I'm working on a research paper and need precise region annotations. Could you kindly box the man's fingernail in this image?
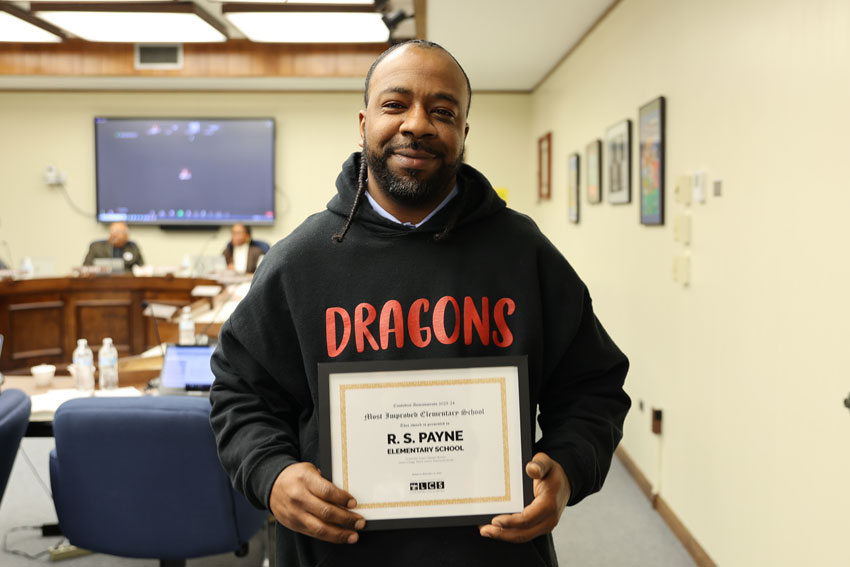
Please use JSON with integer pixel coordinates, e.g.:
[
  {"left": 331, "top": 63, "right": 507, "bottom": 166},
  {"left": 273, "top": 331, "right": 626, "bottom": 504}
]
[
  {"left": 347, "top": 533, "right": 358, "bottom": 544},
  {"left": 347, "top": 499, "right": 357, "bottom": 508},
  {"left": 355, "top": 519, "right": 366, "bottom": 530},
  {"left": 481, "top": 529, "right": 491, "bottom": 538}
]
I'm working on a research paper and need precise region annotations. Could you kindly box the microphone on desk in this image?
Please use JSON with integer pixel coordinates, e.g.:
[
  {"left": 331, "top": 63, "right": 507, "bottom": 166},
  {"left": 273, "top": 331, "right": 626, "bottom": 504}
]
[{"left": 140, "top": 301, "right": 167, "bottom": 358}]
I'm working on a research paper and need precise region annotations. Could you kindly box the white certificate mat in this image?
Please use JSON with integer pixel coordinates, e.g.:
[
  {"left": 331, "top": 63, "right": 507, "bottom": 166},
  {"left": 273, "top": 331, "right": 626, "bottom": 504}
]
[{"left": 318, "top": 356, "right": 531, "bottom": 530}]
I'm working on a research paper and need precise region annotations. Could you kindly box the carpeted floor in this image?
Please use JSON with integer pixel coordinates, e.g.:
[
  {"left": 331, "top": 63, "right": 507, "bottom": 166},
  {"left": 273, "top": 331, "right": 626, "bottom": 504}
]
[{"left": 1, "top": 438, "right": 693, "bottom": 566}]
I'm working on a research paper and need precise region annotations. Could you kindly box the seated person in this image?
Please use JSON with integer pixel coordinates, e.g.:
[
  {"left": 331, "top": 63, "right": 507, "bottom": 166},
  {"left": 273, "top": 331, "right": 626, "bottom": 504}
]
[
  {"left": 222, "top": 223, "right": 264, "bottom": 274},
  {"left": 83, "top": 221, "right": 144, "bottom": 271}
]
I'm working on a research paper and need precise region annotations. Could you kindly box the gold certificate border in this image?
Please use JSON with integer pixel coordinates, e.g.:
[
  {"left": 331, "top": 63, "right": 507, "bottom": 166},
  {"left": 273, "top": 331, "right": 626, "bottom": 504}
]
[{"left": 338, "top": 377, "right": 510, "bottom": 509}]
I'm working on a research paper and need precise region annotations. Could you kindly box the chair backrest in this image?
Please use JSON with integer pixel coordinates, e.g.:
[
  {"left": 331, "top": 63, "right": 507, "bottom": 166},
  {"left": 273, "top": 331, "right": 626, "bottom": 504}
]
[
  {"left": 49, "top": 396, "right": 265, "bottom": 561},
  {"left": 251, "top": 239, "right": 270, "bottom": 254},
  {"left": 0, "top": 389, "right": 31, "bottom": 508}
]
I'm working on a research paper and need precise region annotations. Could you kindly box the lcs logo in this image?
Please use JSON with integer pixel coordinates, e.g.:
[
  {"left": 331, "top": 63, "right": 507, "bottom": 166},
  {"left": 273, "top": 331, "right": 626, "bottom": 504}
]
[{"left": 409, "top": 481, "right": 445, "bottom": 491}]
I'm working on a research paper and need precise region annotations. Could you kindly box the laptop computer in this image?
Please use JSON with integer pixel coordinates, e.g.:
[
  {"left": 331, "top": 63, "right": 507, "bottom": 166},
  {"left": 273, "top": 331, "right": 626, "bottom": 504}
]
[
  {"left": 93, "top": 257, "right": 125, "bottom": 273},
  {"left": 158, "top": 344, "right": 217, "bottom": 394}
]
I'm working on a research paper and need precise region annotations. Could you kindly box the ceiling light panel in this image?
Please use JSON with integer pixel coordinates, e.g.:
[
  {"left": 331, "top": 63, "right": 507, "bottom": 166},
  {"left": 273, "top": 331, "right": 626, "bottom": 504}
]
[
  {"left": 0, "top": 11, "right": 63, "bottom": 42},
  {"left": 225, "top": 12, "right": 388, "bottom": 43},
  {"left": 221, "top": 1, "right": 375, "bottom": 4},
  {"left": 31, "top": 2, "right": 227, "bottom": 43}
]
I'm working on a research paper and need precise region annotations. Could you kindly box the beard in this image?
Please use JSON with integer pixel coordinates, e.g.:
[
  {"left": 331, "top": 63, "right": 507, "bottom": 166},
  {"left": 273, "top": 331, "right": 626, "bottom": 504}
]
[{"left": 364, "top": 137, "right": 464, "bottom": 207}]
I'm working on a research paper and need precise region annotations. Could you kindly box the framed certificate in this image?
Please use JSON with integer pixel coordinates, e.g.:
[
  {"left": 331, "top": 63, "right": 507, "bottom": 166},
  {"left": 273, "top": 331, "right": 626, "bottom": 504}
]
[{"left": 318, "top": 356, "right": 532, "bottom": 530}]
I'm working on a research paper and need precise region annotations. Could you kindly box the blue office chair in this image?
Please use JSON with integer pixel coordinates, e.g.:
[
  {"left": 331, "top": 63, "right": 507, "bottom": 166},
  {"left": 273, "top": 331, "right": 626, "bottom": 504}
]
[
  {"left": 49, "top": 396, "right": 267, "bottom": 567},
  {"left": 0, "top": 389, "right": 31, "bottom": 509},
  {"left": 251, "top": 239, "right": 271, "bottom": 254}
]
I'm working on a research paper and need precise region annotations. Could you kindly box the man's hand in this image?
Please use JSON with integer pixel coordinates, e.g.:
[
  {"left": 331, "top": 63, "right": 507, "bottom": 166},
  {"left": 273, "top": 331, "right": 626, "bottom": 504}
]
[
  {"left": 269, "top": 462, "right": 365, "bottom": 544},
  {"left": 479, "top": 452, "right": 571, "bottom": 543}
]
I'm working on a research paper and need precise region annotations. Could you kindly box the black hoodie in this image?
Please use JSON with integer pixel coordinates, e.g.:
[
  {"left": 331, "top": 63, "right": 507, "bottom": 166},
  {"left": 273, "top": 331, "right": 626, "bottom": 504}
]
[{"left": 210, "top": 153, "right": 630, "bottom": 567}]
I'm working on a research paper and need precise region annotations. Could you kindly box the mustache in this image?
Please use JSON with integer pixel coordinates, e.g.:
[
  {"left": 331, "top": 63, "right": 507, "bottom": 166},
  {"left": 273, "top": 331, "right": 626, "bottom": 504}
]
[{"left": 383, "top": 141, "right": 444, "bottom": 158}]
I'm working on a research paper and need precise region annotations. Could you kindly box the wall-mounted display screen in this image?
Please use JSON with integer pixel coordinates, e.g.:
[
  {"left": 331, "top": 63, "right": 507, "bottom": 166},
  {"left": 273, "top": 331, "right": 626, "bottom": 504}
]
[{"left": 95, "top": 117, "right": 275, "bottom": 226}]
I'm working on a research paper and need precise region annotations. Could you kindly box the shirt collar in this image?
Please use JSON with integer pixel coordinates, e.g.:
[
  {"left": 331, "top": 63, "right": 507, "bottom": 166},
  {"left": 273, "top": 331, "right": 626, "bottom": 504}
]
[{"left": 365, "top": 183, "right": 459, "bottom": 228}]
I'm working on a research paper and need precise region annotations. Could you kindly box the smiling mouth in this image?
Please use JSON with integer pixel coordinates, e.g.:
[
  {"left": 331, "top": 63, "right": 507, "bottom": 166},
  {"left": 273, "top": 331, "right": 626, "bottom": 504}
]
[{"left": 391, "top": 148, "right": 438, "bottom": 170}]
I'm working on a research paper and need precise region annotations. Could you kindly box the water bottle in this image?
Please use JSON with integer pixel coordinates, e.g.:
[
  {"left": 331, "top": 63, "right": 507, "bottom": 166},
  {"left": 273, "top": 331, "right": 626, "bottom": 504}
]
[
  {"left": 72, "top": 338, "right": 95, "bottom": 394},
  {"left": 98, "top": 337, "right": 119, "bottom": 390},
  {"left": 178, "top": 306, "right": 195, "bottom": 345}
]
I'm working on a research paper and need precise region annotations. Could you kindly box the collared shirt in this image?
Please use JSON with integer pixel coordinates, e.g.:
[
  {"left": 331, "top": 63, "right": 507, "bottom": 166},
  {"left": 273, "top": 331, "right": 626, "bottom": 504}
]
[
  {"left": 365, "top": 183, "right": 459, "bottom": 228},
  {"left": 232, "top": 242, "right": 249, "bottom": 273}
]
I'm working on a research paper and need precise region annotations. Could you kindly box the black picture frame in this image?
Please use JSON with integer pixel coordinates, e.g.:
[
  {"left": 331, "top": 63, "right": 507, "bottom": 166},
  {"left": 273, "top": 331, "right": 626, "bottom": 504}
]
[
  {"left": 639, "top": 96, "right": 665, "bottom": 225},
  {"left": 568, "top": 153, "right": 580, "bottom": 223},
  {"left": 586, "top": 139, "right": 602, "bottom": 204},
  {"left": 538, "top": 132, "right": 552, "bottom": 201},
  {"left": 605, "top": 119, "right": 632, "bottom": 204},
  {"left": 318, "top": 356, "right": 532, "bottom": 531}
]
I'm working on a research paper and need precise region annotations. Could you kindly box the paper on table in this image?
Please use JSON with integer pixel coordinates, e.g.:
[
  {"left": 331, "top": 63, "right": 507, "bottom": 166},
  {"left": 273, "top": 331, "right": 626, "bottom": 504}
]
[
  {"left": 30, "top": 387, "right": 144, "bottom": 420},
  {"left": 30, "top": 389, "right": 89, "bottom": 421},
  {"left": 191, "top": 285, "right": 223, "bottom": 297},
  {"left": 142, "top": 303, "right": 178, "bottom": 319},
  {"left": 95, "top": 387, "right": 144, "bottom": 398}
]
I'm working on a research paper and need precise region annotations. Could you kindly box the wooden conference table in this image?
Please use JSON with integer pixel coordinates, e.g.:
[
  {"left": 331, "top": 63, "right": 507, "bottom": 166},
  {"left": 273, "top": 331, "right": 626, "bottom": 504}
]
[{"left": 0, "top": 274, "right": 218, "bottom": 373}]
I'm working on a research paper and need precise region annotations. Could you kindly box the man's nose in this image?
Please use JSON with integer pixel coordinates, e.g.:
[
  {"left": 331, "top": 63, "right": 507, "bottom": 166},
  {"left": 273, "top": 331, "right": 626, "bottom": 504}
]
[{"left": 400, "top": 105, "right": 436, "bottom": 138}]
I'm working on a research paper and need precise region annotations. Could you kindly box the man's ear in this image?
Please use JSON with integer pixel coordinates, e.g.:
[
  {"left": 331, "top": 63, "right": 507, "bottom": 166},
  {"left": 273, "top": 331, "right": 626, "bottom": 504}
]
[
  {"left": 464, "top": 122, "right": 470, "bottom": 141},
  {"left": 358, "top": 110, "right": 366, "bottom": 148}
]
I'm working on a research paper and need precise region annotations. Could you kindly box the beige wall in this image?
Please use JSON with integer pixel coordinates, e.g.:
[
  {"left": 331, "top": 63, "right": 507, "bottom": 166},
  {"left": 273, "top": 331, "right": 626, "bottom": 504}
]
[
  {"left": 0, "top": 91, "right": 530, "bottom": 274},
  {"left": 527, "top": 0, "right": 850, "bottom": 565},
  {"left": 3, "top": 1, "right": 848, "bottom": 564}
]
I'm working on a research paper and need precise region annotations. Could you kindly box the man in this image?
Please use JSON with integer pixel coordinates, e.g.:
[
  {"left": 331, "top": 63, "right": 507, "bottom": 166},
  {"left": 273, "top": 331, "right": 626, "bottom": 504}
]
[
  {"left": 83, "top": 221, "right": 144, "bottom": 271},
  {"left": 222, "top": 223, "right": 264, "bottom": 274},
  {"left": 210, "top": 40, "right": 629, "bottom": 567}
]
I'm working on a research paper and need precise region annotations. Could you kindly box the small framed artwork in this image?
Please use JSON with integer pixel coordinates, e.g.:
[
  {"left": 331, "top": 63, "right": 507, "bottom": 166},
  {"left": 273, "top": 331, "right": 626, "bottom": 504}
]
[
  {"left": 537, "top": 132, "right": 552, "bottom": 200},
  {"left": 568, "top": 153, "right": 580, "bottom": 223},
  {"left": 586, "top": 140, "right": 602, "bottom": 204},
  {"left": 605, "top": 120, "right": 631, "bottom": 204},
  {"left": 639, "top": 96, "right": 665, "bottom": 225}
]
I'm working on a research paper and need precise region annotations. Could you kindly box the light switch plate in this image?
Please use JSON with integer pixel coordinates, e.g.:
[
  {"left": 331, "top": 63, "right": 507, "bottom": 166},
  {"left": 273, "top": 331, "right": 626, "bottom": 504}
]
[
  {"left": 693, "top": 171, "right": 706, "bottom": 203},
  {"left": 675, "top": 214, "right": 692, "bottom": 245},
  {"left": 675, "top": 175, "right": 692, "bottom": 205}
]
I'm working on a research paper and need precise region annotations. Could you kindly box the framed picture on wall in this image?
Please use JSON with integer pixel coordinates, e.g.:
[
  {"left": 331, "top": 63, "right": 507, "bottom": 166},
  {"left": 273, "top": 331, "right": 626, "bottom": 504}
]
[
  {"left": 568, "top": 153, "right": 580, "bottom": 223},
  {"left": 605, "top": 120, "right": 631, "bottom": 204},
  {"left": 537, "top": 132, "right": 552, "bottom": 200},
  {"left": 585, "top": 139, "right": 602, "bottom": 204},
  {"left": 639, "top": 96, "right": 665, "bottom": 225}
]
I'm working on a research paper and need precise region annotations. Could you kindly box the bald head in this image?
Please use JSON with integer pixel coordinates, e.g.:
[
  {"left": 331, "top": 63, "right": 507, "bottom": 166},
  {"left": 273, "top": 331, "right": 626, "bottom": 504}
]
[
  {"left": 108, "top": 222, "right": 129, "bottom": 248},
  {"left": 364, "top": 40, "right": 472, "bottom": 118}
]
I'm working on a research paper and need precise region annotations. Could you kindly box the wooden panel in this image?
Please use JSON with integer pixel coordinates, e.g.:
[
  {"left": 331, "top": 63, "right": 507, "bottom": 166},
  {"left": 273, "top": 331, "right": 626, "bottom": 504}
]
[
  {"left": 0, "top": 40, "right": 384, "bottom": 78},
  {"left": 8, "top": 299, "right": 64, "bottom": 363},
  {"left": 75, "top": 299, "right": 133, "bottom": 354}
]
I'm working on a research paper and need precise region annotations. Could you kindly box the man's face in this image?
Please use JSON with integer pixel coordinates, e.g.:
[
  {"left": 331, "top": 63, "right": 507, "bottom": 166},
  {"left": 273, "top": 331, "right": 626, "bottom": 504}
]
[
  {"left": 108, "top": 223, "right": 129, "bottom": 247},
  {"left": 359, "top": 46, "right": 470, "bottom": 207},
  {"left": 231, "top": 224, "right": 249, "bottom": 246}
]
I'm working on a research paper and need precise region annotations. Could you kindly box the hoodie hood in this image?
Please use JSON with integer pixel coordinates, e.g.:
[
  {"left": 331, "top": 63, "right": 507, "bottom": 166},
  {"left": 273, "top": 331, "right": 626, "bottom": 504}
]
[{"left": 326, "top": 152, "right": 507, "bottom": 238}]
